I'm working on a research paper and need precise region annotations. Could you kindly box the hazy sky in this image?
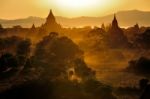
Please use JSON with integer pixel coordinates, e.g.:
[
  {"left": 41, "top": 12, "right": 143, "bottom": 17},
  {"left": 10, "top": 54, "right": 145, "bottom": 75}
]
[{"left": 1, "top": 0, "right": 150, "bottom": 19}]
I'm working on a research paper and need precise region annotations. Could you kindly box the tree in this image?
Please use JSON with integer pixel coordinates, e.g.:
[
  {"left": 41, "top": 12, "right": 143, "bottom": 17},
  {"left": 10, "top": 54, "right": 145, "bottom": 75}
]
[
  {"left": 16, "top": 39, "right": 31, "bottom": 57},
  {"left": 0, "top": 53, "right": 18, "bottom": 72},
  {"left": 139, "top": 79, "right": 149, "bottom": 91},
  {"left": 74, "top": 58, "right": 96, "bottom": 81},
  {"left": 140, "top": 84, "right": 150, "bottom": 99},
  {"left": 83, "top": 79, "right": 116, "bottom": 99},
  {"left": 126, "top": 57, "right": 150, "bottom": 77},
  {"left": 0, "top": 24, "right": 3, "bottom": 29},
  {"left": 33, "top": 32, "right": 83, "bottom": 80},
  {"left": 135, "top": 29, "right": 150, "bottom": 49},
  {"left": 0, "top": 24, "right": 4, "bottom": 32}
]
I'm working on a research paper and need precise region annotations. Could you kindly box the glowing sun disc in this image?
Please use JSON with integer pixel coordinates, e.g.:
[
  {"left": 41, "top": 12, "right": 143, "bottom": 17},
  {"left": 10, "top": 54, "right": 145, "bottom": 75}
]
[{"left": 54, "top": 0, "right": 101, "bottom": 9}]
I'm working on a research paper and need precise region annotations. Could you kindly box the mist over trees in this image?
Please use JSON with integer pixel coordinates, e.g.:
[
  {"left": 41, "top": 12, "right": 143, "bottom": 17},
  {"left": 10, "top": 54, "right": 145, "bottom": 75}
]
[
  {"left": 0, "top": 10, "right": 150, "bottom": 99},
  {"left": 0, "top": 32, "right": 117, "bottom": 99}
]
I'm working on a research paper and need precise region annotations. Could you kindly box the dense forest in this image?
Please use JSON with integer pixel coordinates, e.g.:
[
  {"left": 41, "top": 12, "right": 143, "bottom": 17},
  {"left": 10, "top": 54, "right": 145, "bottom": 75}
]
[{"left": 0, "top": 10, "right": 150, "bottom": 99}]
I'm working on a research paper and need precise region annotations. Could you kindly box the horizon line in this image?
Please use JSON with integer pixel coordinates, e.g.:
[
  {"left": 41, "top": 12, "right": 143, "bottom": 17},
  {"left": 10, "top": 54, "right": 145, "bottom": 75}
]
[{"left": 0, "top": 9, "right": 150, "bottom": 20}]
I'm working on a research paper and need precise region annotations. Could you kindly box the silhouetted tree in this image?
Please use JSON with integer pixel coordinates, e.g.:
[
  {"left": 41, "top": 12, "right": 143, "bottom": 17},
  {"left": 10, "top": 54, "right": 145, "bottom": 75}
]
[
  {"left": 0, "top": 24, "right": 4, "bottom": 33},
  {"left": 23, "top": 58, "right": 33, "bottom": 72},
  {"left": 0, "top": 53, "right": 18, "bottom": 72},
  {"left": 16, "top": 39, "right": 31, "bottom": 57},
  {"left": 74, "top": 58, "right": 96, "bottom": 81},
  {"left": 0, "top": 36, "right": 23, "bottom": 54},
  {"left": 126, "top": 57, "right": 150, "bottom": 75},
  {"left": 135, "top": 29, "right": 150, "bottom": 49},
  {"left": 140, "top": 84, "right": 150, "bottom": 99},
  {"left": 16, "top": 39, "right": 31, "bottom": 66},
  {"left": 83, "top": 79, "right": 116, "bottom": 99},
  {"left": 139, "top": 79, "right": 149, "bottom": 91},
  {"left": 0, "top": 24, "right": 3, "bottom": 29},
  {"left": 34, "top": 32, "right": 83, "bottom": 80},
  {"left": 0, "top": 80, "right": 54, "bottom": 99}
]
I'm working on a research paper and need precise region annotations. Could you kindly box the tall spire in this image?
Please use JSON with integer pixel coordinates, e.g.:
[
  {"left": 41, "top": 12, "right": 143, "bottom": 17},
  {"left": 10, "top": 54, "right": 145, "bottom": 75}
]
[
  {"left": 101, "top": 23, "right": 105, "bottom": 30},
  {"left": 135, "top": 23, "right": 139, "bottom": 28},
  {"left": 49, "top": 9, "right": 53, "bottom": 17},
  {"left": 31, "top": 24, "right": 35, "bottom": 29},
  {"left": 113, "top": 14, "right": 117, "bottom": 21},
  {"left": 46, "top": 9, "right": 56, "bottom": 23},
  {"left": 112, "top": 14, "right": 119, "bottom": 28},
  {"left": 0, "top": 24, "right": 3, "bottom": 29}
]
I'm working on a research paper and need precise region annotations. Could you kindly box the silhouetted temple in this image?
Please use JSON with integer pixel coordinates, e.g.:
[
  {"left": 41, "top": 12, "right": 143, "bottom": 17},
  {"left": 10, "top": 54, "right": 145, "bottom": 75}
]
[
  {"left": 29, "top": 24, "right": 37, "bottom": 34},
  {"left": 41, "top": 10, "right": 61, "bottom": 33},
  {"left": 101, "top": 23, "right": 105, "bottom": 31},
  {"left": 112, "top": 14, "right": 119, "bottom": 29},
  {"left": 0, "top": 24, "right": 3, "bottom": 29},
  {"left": 133, "top": 23, "right": 140, "bottom": 34},
  {"left": 31, "top": 24, "right": 36, "bottom": 30},
  {"left": 107, "top": 14, "right": 129, "bottom": 48},
  {"left": 0, "top": 24, "right": 4, "bottom": 33}
]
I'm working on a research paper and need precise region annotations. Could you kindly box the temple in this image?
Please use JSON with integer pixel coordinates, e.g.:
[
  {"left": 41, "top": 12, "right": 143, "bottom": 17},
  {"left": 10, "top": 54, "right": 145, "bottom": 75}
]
[
  {"left": 41, "top": 10, "right": 61, "bottom": 33},
  {"left": 112, "top": 14, "right": 119, "bottom": 29},
  {"left": 107, "top": 14, "right": 129, "bottom": 48}
]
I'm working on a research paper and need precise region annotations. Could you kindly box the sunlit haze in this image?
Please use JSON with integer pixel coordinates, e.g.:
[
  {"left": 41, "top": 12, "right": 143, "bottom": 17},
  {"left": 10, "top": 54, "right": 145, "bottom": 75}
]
[
  {"left": 1, "top": 0, "right": 150, "bottom": 99},
  {"left": 0, "top": 0, "right": 150, "bottom": 19}
]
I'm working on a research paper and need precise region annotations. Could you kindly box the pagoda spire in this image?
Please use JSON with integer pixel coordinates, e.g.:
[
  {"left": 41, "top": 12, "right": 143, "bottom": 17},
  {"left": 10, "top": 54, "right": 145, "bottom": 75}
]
[
  {"left": 101, "top": 23, "right": 105, "bottom": 30},
  {"left": 113, "top": 14, "right": 117, "bottom": 21},
  {"left": 31, "top": 24, "right": 35, "bottom": 29},
  {"left": 135, "top": 23, "right": 139, "bottom": 28},
  {"left": 112, "top": 14, "right": 119, "bottom": 28},
  {"left": 0, "top": 24, "right": 3, "bottom": 29},
  {"left": 46, "top": 9, "right": 56, "bottom": 23}
]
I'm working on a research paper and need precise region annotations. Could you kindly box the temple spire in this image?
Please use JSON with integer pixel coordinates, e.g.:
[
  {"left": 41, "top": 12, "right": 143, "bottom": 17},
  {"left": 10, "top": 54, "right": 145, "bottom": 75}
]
[
  {"left": 31, "top": 24, "right": 35, "bottom": 29},
  {"left": 0, "top": 24, "right": 3, "bottom": 29},
  {"left": 135, "top": 23, "right": 139, "bottom": 28},
  {"left": 101, "top": 23, "right": 105, "bottom": 30},
  {"left": 113, "top": 14, "right": 117, "bottom": 21},
  {"left": 46, "top": 9, "right": 56, "bottom": 23},
  {"left": 49, "top": 9, "right": 53, "bottom": 17},
  {"left": 112, "top": 14, "right": 119, "bottom": 28}
]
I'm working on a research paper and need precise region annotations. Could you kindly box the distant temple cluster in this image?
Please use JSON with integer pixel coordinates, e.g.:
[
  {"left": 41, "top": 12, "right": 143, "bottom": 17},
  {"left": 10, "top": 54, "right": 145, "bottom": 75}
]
[
  {"left": 40, "top": 10, "right": 129, "bottom": 48},
  {"left": 0, "top": 9, "right": 147, "bottom": 48},
  {"left": 0, "top": 10, "right": 62, "bottom": 39}
]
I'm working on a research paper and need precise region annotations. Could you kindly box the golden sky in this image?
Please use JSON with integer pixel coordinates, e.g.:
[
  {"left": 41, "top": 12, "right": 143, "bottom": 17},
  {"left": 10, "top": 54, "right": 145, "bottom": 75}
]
[{"left": 1, "top": 0, "right": 150, "bottom": 19}]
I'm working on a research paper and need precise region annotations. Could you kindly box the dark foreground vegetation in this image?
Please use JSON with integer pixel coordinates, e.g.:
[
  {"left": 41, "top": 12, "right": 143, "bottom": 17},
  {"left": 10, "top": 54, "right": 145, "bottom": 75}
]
[
  {"left": 0, "top": 33, "right": 117, "bottom": 99},
  {"left": 0, "top": 11, "right": 150, "bottom": 99}
]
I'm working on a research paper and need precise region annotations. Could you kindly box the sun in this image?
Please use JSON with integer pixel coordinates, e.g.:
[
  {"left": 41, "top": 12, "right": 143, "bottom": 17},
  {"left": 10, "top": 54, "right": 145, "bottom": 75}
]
[
  {"left": 40, "top": 0, "right": 118, "bottom": 17},
  {"left": 54, "top": 0, "right": 103, "bottom": 9}
]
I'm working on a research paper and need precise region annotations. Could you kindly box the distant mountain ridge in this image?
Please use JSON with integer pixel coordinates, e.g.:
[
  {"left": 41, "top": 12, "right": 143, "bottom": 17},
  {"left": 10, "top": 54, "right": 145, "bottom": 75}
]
[{"left": 0, "top": 10, "right": 150, "bottom": 28}]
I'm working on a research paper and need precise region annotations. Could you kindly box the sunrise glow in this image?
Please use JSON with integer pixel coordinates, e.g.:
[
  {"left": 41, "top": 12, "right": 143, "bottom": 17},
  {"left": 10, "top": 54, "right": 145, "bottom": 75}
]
[
  {"left": 53, "top": 0, "right": 102, "bottom": 9},
  {"left": 0, "top": 0, "right": 150, "bottom": 18}
]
